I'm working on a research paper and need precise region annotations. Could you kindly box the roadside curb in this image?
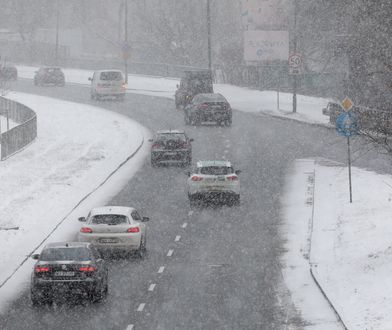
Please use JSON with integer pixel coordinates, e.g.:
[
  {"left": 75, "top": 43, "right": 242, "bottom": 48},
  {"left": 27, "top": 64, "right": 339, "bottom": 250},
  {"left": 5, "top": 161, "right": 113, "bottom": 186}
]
[
  {"left": 308, "top": 165, "right": 349, "bottom": 330},
  {"left": 0, "top": 136, "right": 145, "bottom": 290}
]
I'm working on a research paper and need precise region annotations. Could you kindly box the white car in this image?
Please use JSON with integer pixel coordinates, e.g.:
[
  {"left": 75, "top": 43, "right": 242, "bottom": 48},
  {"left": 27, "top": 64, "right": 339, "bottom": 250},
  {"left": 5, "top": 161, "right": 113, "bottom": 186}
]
[
  {"left": 187, "top": 160, "right": 241, "bottom": 206},
  {"left": 88, "top": 70, "right": 126, "bottom": 101},
  {"left": 78, "top": 206, "right": 149, "bottom": 257}
]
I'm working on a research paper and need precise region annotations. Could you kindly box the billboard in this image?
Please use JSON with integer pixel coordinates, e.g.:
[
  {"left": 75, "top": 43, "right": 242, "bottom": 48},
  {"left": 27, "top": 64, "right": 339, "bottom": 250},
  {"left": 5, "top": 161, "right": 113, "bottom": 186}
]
[
  {"left": 241, "top": 0, "right": 289, "bottom": 30},
  {"left": 244, "top": 30, "right": 289, "bottom": 62}
]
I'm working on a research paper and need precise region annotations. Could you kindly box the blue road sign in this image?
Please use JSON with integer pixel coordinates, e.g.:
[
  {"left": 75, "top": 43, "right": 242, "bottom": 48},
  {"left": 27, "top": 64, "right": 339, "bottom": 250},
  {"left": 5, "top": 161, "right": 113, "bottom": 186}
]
[{"left": 336, "top": 111, "right": 359, "bottom": 137}]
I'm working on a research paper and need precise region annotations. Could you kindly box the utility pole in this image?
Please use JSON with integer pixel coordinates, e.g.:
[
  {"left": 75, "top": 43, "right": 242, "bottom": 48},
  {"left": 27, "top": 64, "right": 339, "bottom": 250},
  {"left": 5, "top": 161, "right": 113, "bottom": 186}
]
[
  {"left": 124, "top": 0, "right": 129, "bottom": 83},
  {"left": 292, "top": 0, "right": 298, "bottom": 113},
  {"left": 207, "top": 0, "right": 212, "bottom": 71},
  {"left": 55, "top": 0, "right": 60, "bottom": 65}
]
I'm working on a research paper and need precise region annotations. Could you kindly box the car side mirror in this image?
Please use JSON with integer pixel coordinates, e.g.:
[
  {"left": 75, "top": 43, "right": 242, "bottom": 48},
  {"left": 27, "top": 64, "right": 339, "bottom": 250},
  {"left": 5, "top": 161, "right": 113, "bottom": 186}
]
[
  {"left": 88, "top": 77, "right": 92, "bottom": 81},
  {"left": 189, "top": 138, "right": 194, "bottom": 142},
  {"left": 31, "top": 254, "right": 40, "bottom": 260},
  {"left": 78, "top": 217, "right": 86, "bottom": 222},
  {"left": 142, "top": 216, "right": 150, "bottom": 222},
  {"left": 235, "top": 170, "right": 241, "bottom": 175}
]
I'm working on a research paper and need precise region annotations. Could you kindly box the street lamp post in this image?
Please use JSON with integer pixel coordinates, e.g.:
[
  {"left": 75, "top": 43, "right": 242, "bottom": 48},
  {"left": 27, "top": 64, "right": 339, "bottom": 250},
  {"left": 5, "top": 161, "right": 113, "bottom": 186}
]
[
  {"left": 55, "top": 0, "right": 60, "bottom": 65},
  {"left": 292, "top": 0, "right": 298, "bottom": 113},
  {"left": 207, "top": 0, "right": 212, "bottom": 71},
  {"left": 124, "top": 0, "right": 129, "bottom": 84}
]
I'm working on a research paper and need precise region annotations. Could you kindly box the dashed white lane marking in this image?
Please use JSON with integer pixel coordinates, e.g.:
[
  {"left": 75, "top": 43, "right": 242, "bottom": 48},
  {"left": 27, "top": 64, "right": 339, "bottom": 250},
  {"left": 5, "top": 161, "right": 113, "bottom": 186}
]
[
  {"left": 158, "top": 266, "right": 165, "bottom": 273},
  {"left": 188, "top": 210, "right": 193, "bottom": 216},
  {"left": 148, "top": 283, "right": 156, "bottom": 292},
  {"left": 182, "top": 222, "right": 188, "bottom": 229},
  {"left": 137, "top": 303, "right": 146, "bottom": 312},
  {"left": 175, "top": 235, "right": 181, "bottom": 242},
  {"left": 126, "top": 325, "right": 134, "bottom": 330},
  {"left": 167, "top": 249, "right": 174, "bottom": 257}
]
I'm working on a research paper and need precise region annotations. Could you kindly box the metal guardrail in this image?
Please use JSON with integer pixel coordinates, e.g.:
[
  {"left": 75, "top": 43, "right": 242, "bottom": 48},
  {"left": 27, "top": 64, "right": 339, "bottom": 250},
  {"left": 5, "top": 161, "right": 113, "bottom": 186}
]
[{"left": 0, "top": 97, "right": 37, "bottom": 160}]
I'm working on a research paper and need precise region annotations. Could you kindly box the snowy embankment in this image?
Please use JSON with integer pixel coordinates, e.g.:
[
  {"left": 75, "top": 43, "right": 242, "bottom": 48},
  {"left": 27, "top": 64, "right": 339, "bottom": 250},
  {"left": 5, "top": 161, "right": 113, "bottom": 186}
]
[
  {"left": 283, "top": 158, "right": 392, "bottom": 330},
  {"left": 0, "top": 92, "right": 150, "bottom": 312},
  {"left": 16, "top": 65, "right": 331, "bottom": 126}
]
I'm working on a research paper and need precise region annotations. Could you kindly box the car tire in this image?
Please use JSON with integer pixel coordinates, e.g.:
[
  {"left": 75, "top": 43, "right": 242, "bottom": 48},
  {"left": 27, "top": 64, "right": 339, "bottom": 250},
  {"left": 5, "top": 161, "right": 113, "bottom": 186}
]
[
  {"left": 233, "top": 195, "right": 240, "bottom": 206},
  {"left": 151, "top": 158, "right": 158, "bottom": 167},
  {"left": 189, "top": 195, "right": 198, "bottom": 209},
  {"left": 184, "top": 114, "right": 191, "bottom": 125},
  {"left": 136, "top": 235, "right": 146, "bottom": 259},
  {"left": 31, "top": 291, "right": 41, "bottom": 306},
  {"left": 225, "top": 118, "right": 232, "bottom": 127}
]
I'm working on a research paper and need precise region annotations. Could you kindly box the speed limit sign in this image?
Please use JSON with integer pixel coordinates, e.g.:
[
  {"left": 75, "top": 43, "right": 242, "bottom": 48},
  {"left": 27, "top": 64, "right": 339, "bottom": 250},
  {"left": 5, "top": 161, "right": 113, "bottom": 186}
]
[{"left": 288, "top": 54, "right": 303, "bottom": 74}]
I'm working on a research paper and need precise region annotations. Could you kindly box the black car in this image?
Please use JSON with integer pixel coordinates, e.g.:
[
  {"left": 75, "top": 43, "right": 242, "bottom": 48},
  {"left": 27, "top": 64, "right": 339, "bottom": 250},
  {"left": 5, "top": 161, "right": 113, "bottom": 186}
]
[
  {"left": 149, "top": 129, "right": 193, "bottom": 167},
  {"left": 30, "top": 242, "right": 108, "bottom": 305},
  {"left": 0, "top": 63, "right": 17, "bottom": 81},
  {"left": 34, "top": 67, "right": 65, "bottom": 86},
  {"left": 184, "top": 93, "right": 232, "bottom": 126}
]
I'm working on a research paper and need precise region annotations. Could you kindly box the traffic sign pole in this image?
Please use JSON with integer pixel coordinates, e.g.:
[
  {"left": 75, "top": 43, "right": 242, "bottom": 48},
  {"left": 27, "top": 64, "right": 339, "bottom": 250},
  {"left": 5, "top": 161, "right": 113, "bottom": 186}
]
[{"left": 347, "top": 136, "right": 353, "bottom": 203}]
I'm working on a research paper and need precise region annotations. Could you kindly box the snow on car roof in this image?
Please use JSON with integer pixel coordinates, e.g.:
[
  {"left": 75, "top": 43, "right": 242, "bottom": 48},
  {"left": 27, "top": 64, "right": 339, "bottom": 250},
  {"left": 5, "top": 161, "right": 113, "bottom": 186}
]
[
  {"left": 196, "top": 160, "right": 232, "bottom": 167},
  {"left": 89, "top": 206, "right": 135, "bottom": 216},
  {"left": 157, "top": 129, "right": 185, "bottom": 134}
]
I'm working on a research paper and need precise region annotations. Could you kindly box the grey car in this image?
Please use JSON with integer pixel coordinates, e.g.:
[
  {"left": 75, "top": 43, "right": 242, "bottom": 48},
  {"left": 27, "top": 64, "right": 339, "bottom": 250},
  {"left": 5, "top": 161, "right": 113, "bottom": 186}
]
[
  {"left": 149, "top": 130, "right": 193, "bottom": 167},
  {"left": 184, "top": 93, "right": 232, "bottom": 126},
  {"left": 30, "top": 242, "right": 108, "bottom": 305}
]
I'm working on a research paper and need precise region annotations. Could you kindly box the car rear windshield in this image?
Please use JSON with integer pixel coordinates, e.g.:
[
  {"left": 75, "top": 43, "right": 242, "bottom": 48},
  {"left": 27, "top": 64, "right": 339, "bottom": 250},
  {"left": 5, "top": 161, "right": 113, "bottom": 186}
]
[
  {"left": 40, "top": 247, "right": 91, "bottom": 261},
  {"left": 91, "top": 214, "right": 128, "bottom": 225},
  {"left": 200, "top": 166, "right": 234, "bottom": 175},
  {"left": 100, "top": 71, "right": 123, "bottom": 81},
  {"left": 157, "top": 133, "right": 186, "bottom": 142}
]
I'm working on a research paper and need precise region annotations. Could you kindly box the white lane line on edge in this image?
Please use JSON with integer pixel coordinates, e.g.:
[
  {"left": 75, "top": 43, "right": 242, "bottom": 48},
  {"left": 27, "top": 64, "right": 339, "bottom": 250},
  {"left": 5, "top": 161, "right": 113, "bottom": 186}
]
[
  {"left": 158, "top": 266, "right": 165, "bottom": 273},
  {"left": 148, "top": 283, "right": 156, "bottom": 292},
  {"left": 182, "top": 222, "right": 188, "bottom": 229},
  {"left": 126, "top": 325, "right": 134, "bottom": 330},
  {"left": 175, "top": 235, "right": 181, "bottom": 242},
  {"left": 137, "top": 303, "right": 146, "bottom": 312},
  {"left": 167, "top": 249, "right": 174, "bottom": 257}
]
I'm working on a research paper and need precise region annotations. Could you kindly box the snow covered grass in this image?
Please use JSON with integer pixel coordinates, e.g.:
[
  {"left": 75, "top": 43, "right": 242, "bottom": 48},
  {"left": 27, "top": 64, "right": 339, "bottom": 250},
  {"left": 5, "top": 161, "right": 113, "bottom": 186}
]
[
  {"left": 16, "top": 65, "right": 331, "bottom": 126},
  {"left": 0, "top": 92, "right": 150, "bottom": 312},
  {"left": 283, "top": 158, "right": 392, "bottom": 330}
]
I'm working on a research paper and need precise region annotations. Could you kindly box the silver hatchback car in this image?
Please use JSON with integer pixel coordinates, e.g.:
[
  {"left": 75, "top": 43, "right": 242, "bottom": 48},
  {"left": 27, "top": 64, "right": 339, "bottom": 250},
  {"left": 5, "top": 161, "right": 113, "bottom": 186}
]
[{"left": 78, "top": 206, "right": 149, "bottom": 257}]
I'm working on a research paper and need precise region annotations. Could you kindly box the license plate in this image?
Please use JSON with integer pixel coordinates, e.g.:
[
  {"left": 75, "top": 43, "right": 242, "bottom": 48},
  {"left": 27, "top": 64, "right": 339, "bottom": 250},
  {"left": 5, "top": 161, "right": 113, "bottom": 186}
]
[
  {"left": 54, "top": 271, "right": 75, "bottom": 277},
  {"left": 207, "top": 186, "right": 223, "bottom": 190},
  {"left": 100, "top": 238, "right": 118, "bottom": 243}
]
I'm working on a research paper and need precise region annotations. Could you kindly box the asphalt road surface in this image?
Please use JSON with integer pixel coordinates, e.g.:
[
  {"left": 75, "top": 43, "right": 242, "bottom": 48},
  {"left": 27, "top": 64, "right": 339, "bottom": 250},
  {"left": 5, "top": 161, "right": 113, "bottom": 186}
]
[{"left": 0, "top": 80, "right": 390, "bottom": 330}]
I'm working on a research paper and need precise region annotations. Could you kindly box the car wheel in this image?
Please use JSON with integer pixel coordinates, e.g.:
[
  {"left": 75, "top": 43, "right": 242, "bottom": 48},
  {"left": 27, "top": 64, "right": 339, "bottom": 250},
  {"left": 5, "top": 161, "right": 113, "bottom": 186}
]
[
  {"left": 151, "top": 158, "right": 158, "bottom": 167},
  {"left": 233, "top": 195, "right": 240, "bottom": 206},
  {"left": 136, "top": 235, "right": 146, "bottom": 259},
  {"left": 225, "top": 118, "right": 232, "bottom": 127},
  {"left": 31, "top": 291, "right": 41, "bottom": 306},
  {"left": 184, "top": 114, "right": 190, "bottom": 125}
]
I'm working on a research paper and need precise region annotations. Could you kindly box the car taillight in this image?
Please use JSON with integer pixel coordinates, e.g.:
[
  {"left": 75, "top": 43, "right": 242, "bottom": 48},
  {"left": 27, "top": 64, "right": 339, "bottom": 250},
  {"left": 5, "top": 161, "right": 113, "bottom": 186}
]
[
  {"left": 35, "top": 265, "right": 49, "bottom": 273},
  {"left": 122, "top": 83, "right": 127, "bottom": 89},
  {"left": 127, "top": 227, "right": 140, "bottom": 233},
  {"left": 197, "top": 103, "right": 209, "bottom": 110},
  {"left": 79, "top": 266, "right": 96, "bottom": 272},
  {"left": 80, "top": 227, "right": 93, "bottom": 233},
  {"left": 226, "top": 175, "right": 238, "bottom": 181},
  {"left": 191, "top": 176, "right": 203, "bottom": 181}
]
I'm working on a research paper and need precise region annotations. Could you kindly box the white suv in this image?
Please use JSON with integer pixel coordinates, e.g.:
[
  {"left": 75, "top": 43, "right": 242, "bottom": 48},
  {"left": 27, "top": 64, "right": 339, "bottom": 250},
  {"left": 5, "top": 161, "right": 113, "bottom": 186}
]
[{"left": 187, "top": 160, "right": 241, "bottom": 206}]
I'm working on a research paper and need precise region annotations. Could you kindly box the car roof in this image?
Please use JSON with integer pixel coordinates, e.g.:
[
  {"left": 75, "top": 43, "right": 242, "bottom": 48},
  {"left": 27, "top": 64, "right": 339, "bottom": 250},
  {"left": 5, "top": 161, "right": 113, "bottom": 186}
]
[
  {"left": 44, "top": 242, "right": 90, "bottom": 249},
  {"left": 94, "top": 69, "right": 123, "bottom": 74},
  {"left": 193, "top": 93, "right": 226, "bottom": 102},
  {"left": 196, "top": 160, "right": 232, "bottom": 167},
  {"left": 157, "top": 129, "right": 185, "bottom": 135},
  {"left": 89, "top": 206, "right": 135, "bottom": 216}
]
